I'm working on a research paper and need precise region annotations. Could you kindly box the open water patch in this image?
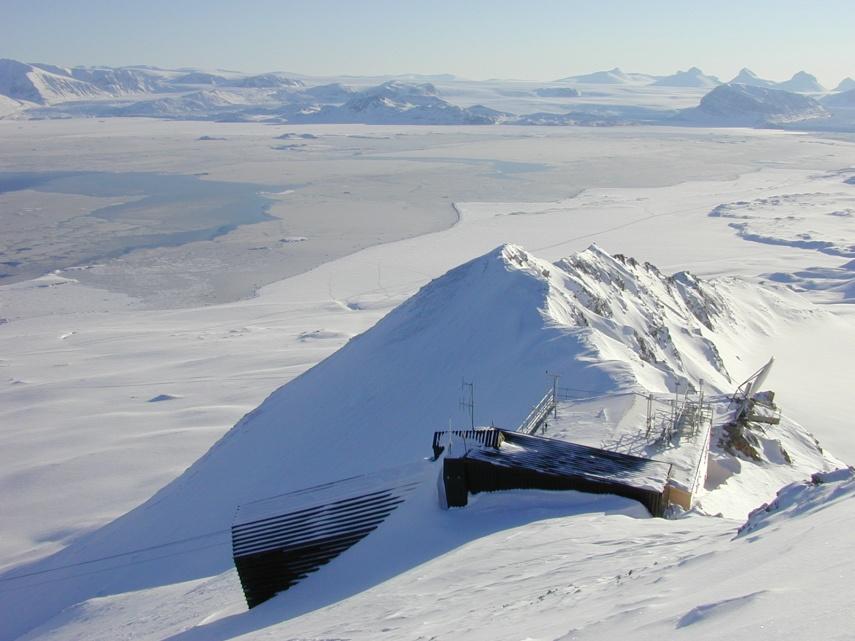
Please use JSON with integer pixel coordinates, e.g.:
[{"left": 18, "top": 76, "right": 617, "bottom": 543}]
[{"left": 0, "top": 171, "right": 292, "bottom": 281}]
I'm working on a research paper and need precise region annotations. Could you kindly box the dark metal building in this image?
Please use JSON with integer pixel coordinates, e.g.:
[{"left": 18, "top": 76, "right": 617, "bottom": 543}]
[{"left": 437, "top": 428, "right": 672, "bottom": 517}]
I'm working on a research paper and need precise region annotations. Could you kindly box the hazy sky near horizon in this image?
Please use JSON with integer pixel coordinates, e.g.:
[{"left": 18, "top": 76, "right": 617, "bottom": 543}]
[{"left": 2, "top": 0, "right": 853, "bottom": 85}]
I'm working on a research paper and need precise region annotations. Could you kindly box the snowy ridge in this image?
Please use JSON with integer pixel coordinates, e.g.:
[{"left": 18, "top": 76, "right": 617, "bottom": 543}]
[
  {"left": 0, "top": 242, "right": 835, "bottom": 640},
  {"left": 0, "top": 59, "right": 105, "bottom": 104},
  {"left": 550, "top": 245, "right": 734, "bottom": 389}
]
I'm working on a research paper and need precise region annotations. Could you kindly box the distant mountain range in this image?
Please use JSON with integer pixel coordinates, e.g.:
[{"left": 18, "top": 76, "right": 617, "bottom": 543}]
[
  {"left": 0, "top": 58, "right": 852, "bottom": 130},
  {"left": 559, "top": 65, "right": 837, "bottom": 94}
]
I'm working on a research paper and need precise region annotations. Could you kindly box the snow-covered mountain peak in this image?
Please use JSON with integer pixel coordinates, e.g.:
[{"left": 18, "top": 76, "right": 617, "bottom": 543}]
[
  {"left": 386, "top": 242, "right": 739, "bottom": 393},
  {"left": 558, "top": 67, "right": 635, "bottom": 84},
  {"left": 652, "top": 67, "right": 721, "bottom": 88},
  {"left": 835, "top": 77, "right": 855, "bottom": 93},
  {"left": 730, "top": 67, "right": 777, "bottom": 88},
  {"left": 778, "top": 70, "right": 825, "bottom": 93}
]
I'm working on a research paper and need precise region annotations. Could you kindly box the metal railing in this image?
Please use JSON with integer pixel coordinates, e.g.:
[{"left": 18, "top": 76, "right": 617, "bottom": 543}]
[
  {"left": 517, "top": 390, "right": 555, "bottom": 435},
  {"left": 432, "top": 428, "right": 502, "bottom": 459}
]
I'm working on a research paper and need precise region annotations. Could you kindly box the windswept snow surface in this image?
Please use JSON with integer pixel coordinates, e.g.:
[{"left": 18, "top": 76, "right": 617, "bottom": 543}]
[{"left": 180, "top": 469, "right": 855, "bottom": 641}]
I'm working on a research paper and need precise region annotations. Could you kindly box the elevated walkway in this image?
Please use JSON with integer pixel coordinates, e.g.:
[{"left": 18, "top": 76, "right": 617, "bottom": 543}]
[{"left": 523, "top": 389, "right": 715, "bottom": 511}]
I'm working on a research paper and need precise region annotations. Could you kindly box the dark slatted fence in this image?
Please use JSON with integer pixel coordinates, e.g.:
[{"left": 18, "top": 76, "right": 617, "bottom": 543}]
[{"left": 231, "top": 469, "right": 423, "bottom": 608}]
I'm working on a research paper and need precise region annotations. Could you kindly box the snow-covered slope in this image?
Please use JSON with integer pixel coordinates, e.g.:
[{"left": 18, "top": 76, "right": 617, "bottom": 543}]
[
  {"left": 0, "top": 93, "right": 25, "bottom": 117},
  {"left": 68, "top": 66, "right": 165, "bottom": 94},
  {"left": 558, "top": 67, "right": 648, "bottom": 84},
  {"left": 729, "top": 68, "right": 778, "bottom": 89},
  {"left": 172, "top": 71, "right": 228, "bottom": 86},
  {"left": 286, "top": 80, "right": 506, "bottom": 124},
  {"left": 301, "top": 82, "right": 357, "bottom": 102},
  {"left": 0, "top": 59, "right": 104, "bottom": 104},
  {"left": 231, "top": 73, "right": 303, "bottom": 89},
  {"left": 120, "top": 89, "right": 271, "bottom": 119},
  {"left": 824, "top": 88, "right": 855, "bottom": 108},
  {"left": 652, "top": 67, "right": 720, "bottom": 88},
  {"left": 559, "top": 68, "right": 630, "bottom": 84},
  {"left": 534, "top": 86, "right": 582, "bottom": 97},
  {"left": 681, "top": 83, "right": 828, "bottom": 126},
  {"left": 0, "top": 243, "right": 839, "bottom": 641},
  {"left": 777, "top": 70, "right": 825, "bottom": 93},
  {"left": 834, "top": 77, "right": 855, "bottom": 92},
  {"left": 343, "top": 468, "right": 855, "bottom": 641},
  {"left": 727, "top": 69, "right": 826, "bottom": 94}
]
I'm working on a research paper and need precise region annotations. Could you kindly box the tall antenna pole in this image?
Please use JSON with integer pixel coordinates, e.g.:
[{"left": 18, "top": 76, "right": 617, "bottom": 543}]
[
  {"left": 460, "top": 379, "right": 475, "bottom": 429},
  {"left": 646, "top": 393, "right": 653, "bottom": 438},
  {"left": 547, "top": 371, "right": 560, "bottom": 418},
  {"left": 671, "top": 380, "right": 681, "bottom": 442}
]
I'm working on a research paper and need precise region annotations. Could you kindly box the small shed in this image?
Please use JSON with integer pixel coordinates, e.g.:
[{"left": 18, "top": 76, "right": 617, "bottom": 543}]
[{"left": 437, "top": 429, "right": 672, "bottom": 517}]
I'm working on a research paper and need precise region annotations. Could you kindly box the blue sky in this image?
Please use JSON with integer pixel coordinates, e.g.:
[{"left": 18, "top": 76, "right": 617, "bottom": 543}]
[{"left": 2, "top": 0, "right": 852, "bottom": 85}]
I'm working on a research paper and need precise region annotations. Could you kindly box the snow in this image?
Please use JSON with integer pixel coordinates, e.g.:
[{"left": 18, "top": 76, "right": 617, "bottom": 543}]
[
  {"left": 221, "top": 469, "right": 855, "bottom": 641},
  {"left": 834, "top": 77, "right": 855, "bottom": 93},
  {"left": 824, "top": 88, "right": 855, "bottom": 108},
  {"left": 1, "top": 117, "right": 855, "bottom": 640},
  {"left": 4, "top": 59, "right": 853, "bottom": 133},
  {"left": 729, "top": 68, "right": 778, "bottom": 89},
  {"left": 681, "top": 83, "right": 828, "bottom": 126},
  {"left": 557, "top": 68, "right": 652, "bottom": 85},
  {"left": 651, "top": 67, "right": 721, "bottom": 88},
  {"left": 0, "top": 59, "right": 104, "bottom": 105},
  {"left": 777, "top": 71, "right": 825, "bottom": 93}
]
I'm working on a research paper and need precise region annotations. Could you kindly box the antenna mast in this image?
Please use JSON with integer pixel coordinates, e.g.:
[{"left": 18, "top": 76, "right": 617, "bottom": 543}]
[{"left": 460, "top": 379, "right": 475, "bottom": 429}]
